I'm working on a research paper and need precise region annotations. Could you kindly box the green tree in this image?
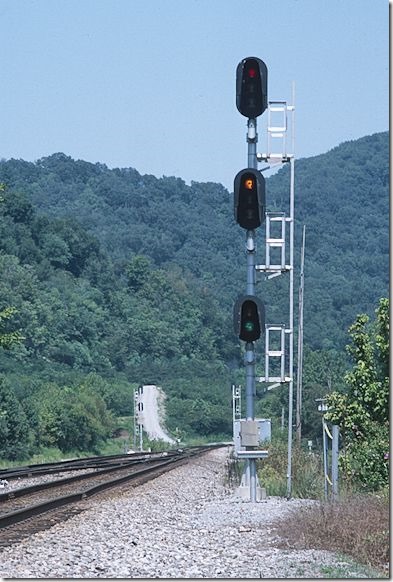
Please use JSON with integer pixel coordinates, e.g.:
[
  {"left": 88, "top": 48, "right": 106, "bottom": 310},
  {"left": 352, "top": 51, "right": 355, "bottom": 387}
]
[
  {"left": 29, "top": 381, "right": 114, "bottom": 453},
  {"left": 126, "top": 255, "right": 152, "bottom": 291},
  {"left": 326, "top": 298, "right": 389, "bottom": 491},
  {"left": 0, "top": 375, "right": 31, "bottom": 459},
  {"left": 299, "top": 348, "right": 347, "bottom": 442},
  {"left": 0, "top": 306, "right": 24, "bottom": 349}
]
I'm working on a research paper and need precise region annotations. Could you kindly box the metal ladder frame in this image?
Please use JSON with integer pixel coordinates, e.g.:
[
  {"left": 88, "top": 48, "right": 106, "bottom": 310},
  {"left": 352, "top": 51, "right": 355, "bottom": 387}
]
[{"left": 255, "top": 98, "right": 295, "bottom": 389}]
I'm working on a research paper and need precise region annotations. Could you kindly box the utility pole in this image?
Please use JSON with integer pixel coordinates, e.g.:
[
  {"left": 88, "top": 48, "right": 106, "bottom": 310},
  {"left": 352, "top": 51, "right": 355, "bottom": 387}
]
[{"left": 296, "top": 225, "right": 306, "bottom": 445}]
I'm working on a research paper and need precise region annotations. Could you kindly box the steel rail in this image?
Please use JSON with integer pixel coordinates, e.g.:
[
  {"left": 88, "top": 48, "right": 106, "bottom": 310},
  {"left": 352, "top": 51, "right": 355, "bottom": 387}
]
[
  {"left": 0, "top": 444, "right": 225, "bottom": 480},
  {"left": 0, "top": 451, "right": 178, "bottom": 480},
  {"left": 0, "top": 446, "right": 219, "bottom": 530},
  {"left": 0, "top": 458, "right": 163, "bottom": 503}
]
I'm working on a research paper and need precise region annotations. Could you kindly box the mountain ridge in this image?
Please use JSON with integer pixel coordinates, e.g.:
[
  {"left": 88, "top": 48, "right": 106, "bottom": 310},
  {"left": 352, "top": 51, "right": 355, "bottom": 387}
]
[{"left": 0, "top": 130, "right": 389, "bottom": 352}]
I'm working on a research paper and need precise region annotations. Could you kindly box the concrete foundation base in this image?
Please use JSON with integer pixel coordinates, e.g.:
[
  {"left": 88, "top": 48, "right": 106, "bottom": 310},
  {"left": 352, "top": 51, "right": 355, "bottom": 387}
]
[{"left": 235, "top": 485, "right": 267, "bottom": 501}]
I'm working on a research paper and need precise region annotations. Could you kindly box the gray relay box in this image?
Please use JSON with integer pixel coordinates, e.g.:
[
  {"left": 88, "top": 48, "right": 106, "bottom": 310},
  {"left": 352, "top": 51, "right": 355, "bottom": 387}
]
[{"left": 234, "top": 419, "right": 271, "bottom": 451}]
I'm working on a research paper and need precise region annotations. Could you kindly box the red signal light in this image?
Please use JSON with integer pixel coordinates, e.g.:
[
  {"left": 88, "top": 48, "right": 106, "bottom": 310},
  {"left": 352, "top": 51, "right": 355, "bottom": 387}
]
[{"left": 247, "top": 68, "right": 257, "bottom": 78}]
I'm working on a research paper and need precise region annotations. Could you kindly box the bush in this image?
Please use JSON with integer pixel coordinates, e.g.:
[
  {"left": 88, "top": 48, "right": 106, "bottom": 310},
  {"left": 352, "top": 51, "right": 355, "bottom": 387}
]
[{"left": 28, "top": 382, "right": 114, "bottom": 453}]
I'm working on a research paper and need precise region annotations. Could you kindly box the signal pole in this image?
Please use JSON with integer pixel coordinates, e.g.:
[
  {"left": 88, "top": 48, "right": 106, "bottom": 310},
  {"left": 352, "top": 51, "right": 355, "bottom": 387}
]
[
  {"left": 234, "top": 58, "right": 297, "bottom": 500},
  {"left": 246, "top": 116, "right": 258, "bottom": 502},
  {"left": 234, "top": 57, "right": 268, "bottom": 502}
]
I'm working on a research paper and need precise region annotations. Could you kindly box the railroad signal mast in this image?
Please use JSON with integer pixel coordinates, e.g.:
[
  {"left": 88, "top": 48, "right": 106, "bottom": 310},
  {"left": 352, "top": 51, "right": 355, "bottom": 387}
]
[
  {"left": 233, "top": 57, "right": 296, "bottom": 500},
  {"left": 233, "top": 57, "right": 268, "bottom": 503},
  {"left": 133, "top": 386, "right": 144, "bottom": 451}
]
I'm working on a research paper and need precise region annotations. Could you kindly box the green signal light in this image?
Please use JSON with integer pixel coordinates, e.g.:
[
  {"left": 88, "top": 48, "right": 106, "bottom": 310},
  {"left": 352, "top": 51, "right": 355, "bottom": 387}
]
[{"left": 234, "top": 295, "right": 264, "bottom": 342}]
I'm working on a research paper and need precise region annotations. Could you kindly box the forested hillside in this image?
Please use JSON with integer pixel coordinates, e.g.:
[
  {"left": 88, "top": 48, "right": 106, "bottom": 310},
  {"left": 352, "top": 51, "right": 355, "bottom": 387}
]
[
  {"left": 0, "top": 187, "right": 234, "bottom": 458},
  {"left": 0, "top": 131, "right": 388, "bottom": 459},
  {"left": 0, "top": 131, "right": 388, "bottom": 351}
]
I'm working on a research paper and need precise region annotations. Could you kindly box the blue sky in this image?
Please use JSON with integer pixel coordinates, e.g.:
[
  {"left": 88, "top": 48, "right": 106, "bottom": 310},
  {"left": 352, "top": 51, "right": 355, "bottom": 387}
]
[{"left": 0, "top": 0, "right": 388, "bottom": 190}]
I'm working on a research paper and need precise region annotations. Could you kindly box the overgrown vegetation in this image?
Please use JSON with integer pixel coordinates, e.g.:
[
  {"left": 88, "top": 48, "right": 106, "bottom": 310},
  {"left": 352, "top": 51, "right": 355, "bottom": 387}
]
[
  {"left": 258, "top": 436, "right": 324, "bottom": 499},
  {"left": 326, "top": 298, "right": 389, "bottom": 492},
  {"left": 273, "top": 493, "right": 389, "bottom": 575},
  {"left": 264, "top": 301, "right": 390, "bottom": 576}
]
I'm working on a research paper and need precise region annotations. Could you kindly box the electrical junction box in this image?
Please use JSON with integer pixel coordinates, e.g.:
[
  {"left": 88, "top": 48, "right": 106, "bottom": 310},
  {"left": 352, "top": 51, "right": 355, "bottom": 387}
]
[
  {"left": 234, "top": 419, "right": 271, "bottom": 451},
  {"left": 240, "top": 420, "right": 259, "bottom": 447}
]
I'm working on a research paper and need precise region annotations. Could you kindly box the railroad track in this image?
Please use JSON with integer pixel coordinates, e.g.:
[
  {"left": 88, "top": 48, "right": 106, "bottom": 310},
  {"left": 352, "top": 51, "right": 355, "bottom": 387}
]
[
  {"left": 0, "top": 449, "right": 178, "bottom": 480},
  {"left": 0, "top": 444, "right": 224, "bottom": 544}
]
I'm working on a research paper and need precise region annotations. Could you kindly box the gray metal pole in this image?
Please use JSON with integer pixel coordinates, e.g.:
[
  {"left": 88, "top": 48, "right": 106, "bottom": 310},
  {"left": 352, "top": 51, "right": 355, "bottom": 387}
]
[
  {"left": 245, "top": 343, "right": 256, "bottom": 502},
  {"left": 247, "top": 118, "right": 257, "bottom": 168},
  {"left": 286, "top": 154, "right": 295, "bottom": 499},
  {"left": 332, "top": 424, "right": 339, "bottom": 500},
  {"left": 296, "top": 225, "right": 305, "bottom": 445},
  {"left": 246, "top": 233, "right": 256, "bottom": 294},
  {"left": 285, "top": 85, "right": 296, "bottom": 498},
  {"left": 139, "top": 422, "right": 143, "bottom": 451},
  {"left": 322, "top": 419, "right": 328, "bottom": 501},
  {"left": 133, "top": 391, "right": 137, "bottom": 450},
  {"left": 246, "top": 117, "right": 258, "bottom": 503},
  {"left": 232, "top": 384, "right": 237, "bottom": 454},
  {"left": 245, "top": 345, "right": 255, "bottom": 415}
]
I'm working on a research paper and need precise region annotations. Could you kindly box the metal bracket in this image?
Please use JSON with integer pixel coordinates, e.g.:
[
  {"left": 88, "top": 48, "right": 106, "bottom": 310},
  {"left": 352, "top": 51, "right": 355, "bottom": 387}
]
[
  {"left": 234, "top": 450, "right": 269, "bottom": 459},
  {"left": 256, "top": 324, "right": 292, "bottom": 384},
  {"left": 256, "top": 100, "right": 294, "bottom": 161},
  {"left": 255, "top": 213, "right": 291, "bottom": 276}
]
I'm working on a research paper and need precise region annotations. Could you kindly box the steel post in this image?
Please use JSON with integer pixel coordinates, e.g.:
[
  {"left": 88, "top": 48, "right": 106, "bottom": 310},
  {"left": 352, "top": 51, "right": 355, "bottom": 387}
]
[
  {"left": 133, "top": 390, "right": 138, "bottom": 450},
  {"left": 245, "top": 117, "right": 258, "bottom": 502},
  {"left": 286, "top": 155, "right": 295, "bottom": 499},
  {"left": 322, "top": 419, "right": 328, "bottom": 500},
  {"left": 332, "top": 424, "right": 339, "bottom": 500},
  {"left": 296, "top": 225, "right": 306, "bottom": 445},
  {"left": 247, "top": 118, "right": 257, "bottom": 168},
  {"left": 139, "top": 422, "right": 143, "bottom": 452}
]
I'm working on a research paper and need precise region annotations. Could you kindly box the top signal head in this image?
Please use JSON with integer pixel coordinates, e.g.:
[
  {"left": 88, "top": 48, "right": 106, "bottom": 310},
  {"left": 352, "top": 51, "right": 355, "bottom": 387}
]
[{"left": 236, "top": 57, "right": 268, "bottom": 118}]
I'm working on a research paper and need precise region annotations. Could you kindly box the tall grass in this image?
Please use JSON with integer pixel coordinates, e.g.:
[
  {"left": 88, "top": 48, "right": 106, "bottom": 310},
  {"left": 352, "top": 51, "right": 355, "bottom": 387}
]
[
  {"left": 250, "top": 436, "right": 389, "bottom": 575},
  {"left": 257, "top": 437, "right": 324, "bottom": 499},
  {"left": 272, "top": 491, "right": 389, "bottom": 575}
]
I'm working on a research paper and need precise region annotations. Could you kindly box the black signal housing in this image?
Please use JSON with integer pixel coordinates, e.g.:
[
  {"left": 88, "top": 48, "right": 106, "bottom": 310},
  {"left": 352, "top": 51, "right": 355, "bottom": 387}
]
[
  {"left": 234, "top": 295, "right": 265, "bottom": 343},
  {"left": 234, "top": 168, "right": 265, "bottom": 230},
  {"left": 236, "top": 57, "right": 268, "bottom": 118}
]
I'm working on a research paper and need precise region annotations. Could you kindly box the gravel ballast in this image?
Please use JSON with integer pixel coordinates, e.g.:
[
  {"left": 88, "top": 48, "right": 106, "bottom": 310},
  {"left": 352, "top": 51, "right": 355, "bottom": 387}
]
[{"left": 0, "top": 447, "right": 371, "bottom": 578}]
